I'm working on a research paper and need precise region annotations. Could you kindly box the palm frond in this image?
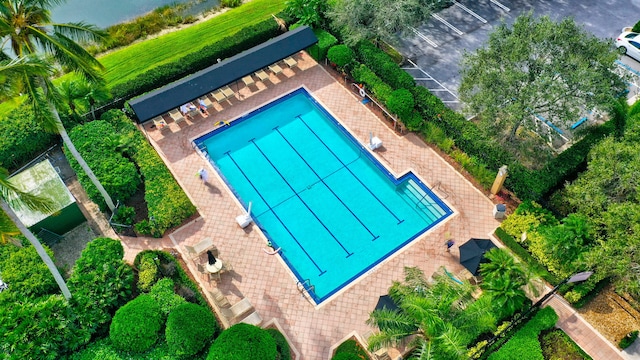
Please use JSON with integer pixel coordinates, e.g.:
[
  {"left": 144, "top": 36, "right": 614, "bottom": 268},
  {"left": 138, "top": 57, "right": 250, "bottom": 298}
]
[{"left": 0, "top": 166, "right": 56, "bottom": 213}]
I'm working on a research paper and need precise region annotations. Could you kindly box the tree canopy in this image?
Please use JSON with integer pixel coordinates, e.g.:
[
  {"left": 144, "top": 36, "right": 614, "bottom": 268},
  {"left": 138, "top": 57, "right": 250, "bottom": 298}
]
[{"left": 459, "top": 12, "right": 625, "bottom": 142}]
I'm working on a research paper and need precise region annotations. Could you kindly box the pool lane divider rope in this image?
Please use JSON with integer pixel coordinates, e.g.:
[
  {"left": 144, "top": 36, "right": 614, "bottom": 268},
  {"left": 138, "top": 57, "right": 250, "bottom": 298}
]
[
  {"left": 249, "top": 139, "right": 354, "bottom": 259},
  {"left": 273, "top": 126, "right": 379, "bottom": 241},
  {"left": 295, "top": 115, "right": 405, "bottom": 225},
  {"left": 224, "top": 150, "right": 327, "bottom": 276}
]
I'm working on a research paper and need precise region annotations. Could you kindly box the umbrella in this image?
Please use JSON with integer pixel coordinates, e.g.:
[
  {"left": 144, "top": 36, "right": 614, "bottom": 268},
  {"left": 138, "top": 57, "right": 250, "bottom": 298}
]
[
  {"left": 207, "top": 250, "right": 217, "bottom": 265},
  {"left": 374, "top": 295, "right": 400, "bottom": 312},
  {"left": 459, "top": 238, "right": 497, "bottom": 275}
]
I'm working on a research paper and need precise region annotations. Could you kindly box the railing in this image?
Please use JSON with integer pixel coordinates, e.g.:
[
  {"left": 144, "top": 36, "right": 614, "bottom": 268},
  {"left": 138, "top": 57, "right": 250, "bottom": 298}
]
[
  {"left": 349, "top": 82, "right": 402, "bottom": 133},
  {"left": 296, "top": 279, "right": 315, "bottom": 303}
]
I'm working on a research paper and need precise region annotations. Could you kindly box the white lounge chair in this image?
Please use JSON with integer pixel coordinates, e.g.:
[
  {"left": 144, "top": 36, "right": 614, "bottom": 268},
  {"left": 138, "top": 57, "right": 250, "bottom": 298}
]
[
  {"left": 239, "top": 311, "right": 263, "bottom": 326},
  {"left": 283, "top": 56, "right": 297, "bottom": 68},
  {"left": 222, "top": 298, "right": 254, "bottom": 324},
  {"left": 242, "top": 75, "right": 255, "bottom": 87},
  {"left": 211, "top": 90, "right": 226, "bottom": 103},
  {"left": 184, "top": 237, "right": 215, "bottom": 259},
  {"left": 268, "top": 64, "right": 283, "bottom": 75},
  {"left": 255, "top": 70, "right": 269, "bottom": 82},
  {"left": 221, "top": 85, "right": 235, "bottom": 98},
  {"left": 169, "top": 109, "right": 184, "bottom": 124}
]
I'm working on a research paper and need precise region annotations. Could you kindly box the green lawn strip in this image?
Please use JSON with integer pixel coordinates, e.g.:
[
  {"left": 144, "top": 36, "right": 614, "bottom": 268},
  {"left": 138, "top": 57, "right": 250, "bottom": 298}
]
[
  {"left": 488, "top": 307, "right": 559, "bottom": 360},
  {"left": 100, "top": 0, "right": 285, "bottom": 88}
]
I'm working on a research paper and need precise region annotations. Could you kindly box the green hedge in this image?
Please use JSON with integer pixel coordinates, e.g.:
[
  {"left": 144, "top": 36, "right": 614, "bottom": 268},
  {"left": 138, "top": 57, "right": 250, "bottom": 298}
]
[
  {"left": 354, "top": 41, "right": 414, "bottom": 90},
  {"left": 102, "top": 110, "right": 196, "bottom": 236},
  {"left": 494, "top": 227, "right": 559, "bottom": 285},
  {"left": 114, "top": 18, "right": 281, "bottom": 106},
  {"left": 620, "top": 330, "right": 639, "bottom": 349},
  {"left": 207, "top": 323, "right": 277, "bottom": 360},
  {"left": 351, "top": 64, "right": 394, "bottom": 104},
  {"left": 66, "top": 120, "right": 142, "bottom": 210},
  {"left": 307, "top": 28, "right": 337, "bottom": 61},
  {"left": 488, "top": 307, "right": 558, "bottom": 360},
  {"left": 166, "top": 303, "right": 218, "bottom": 357},
  {"left": 68, "top": 238, "right": 134, "bottom": 337},
  {"left": 67, "top": 337, "right": 199, "bottom": 360},
  {"left": 0, "top": 244, "right": 57, "bottom": 299},
  {"left": 327, "top": 44, "right": 355, "bottom": 69},
  {"left": 332, "top": 339, "right": 370, "bottom": 360},
  {"left": 0, "top": 106, "right": 57, "bottom": 172},
  {"left": 266, "top": 328, "right": 291, "bottom": 360},
  {"left": 109, "top": 295, "right": 163, "bottom": 353}
]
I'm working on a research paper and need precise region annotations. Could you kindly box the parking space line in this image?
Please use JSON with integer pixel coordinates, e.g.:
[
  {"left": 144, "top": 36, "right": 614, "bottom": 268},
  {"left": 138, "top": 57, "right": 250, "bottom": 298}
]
[
  {"left": 432, "top": 14, "right": 464, "bottom": 35},
  {"left": 406, "top": 59, "right": 460, "bottom": 103},
  {"left": 490, "top": 0, "right": 510, "bottom": 12},
  {"left": 453, "top": 1, "right": 487, "bottom": 23},
  {"left": 410, "top": 27, "right": 438, "bottom": 48}
]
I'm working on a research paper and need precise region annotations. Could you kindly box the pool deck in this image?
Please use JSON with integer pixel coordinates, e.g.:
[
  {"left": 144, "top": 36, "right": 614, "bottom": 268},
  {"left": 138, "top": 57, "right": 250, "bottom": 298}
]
[{"left": 134, "top": 52, "right": 503, "bottom": 358}]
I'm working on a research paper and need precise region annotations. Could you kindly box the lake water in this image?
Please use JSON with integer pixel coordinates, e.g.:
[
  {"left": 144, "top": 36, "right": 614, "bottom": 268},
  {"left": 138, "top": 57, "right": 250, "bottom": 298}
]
[{"left": 51, "top": 0, "right": 219, "bottom": 29}]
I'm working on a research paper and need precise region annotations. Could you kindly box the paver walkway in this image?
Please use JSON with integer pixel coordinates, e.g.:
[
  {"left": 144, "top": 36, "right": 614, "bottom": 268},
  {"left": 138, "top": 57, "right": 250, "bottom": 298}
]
[{"left": 102, "top": 52, "right": 626, "bottom": 359}]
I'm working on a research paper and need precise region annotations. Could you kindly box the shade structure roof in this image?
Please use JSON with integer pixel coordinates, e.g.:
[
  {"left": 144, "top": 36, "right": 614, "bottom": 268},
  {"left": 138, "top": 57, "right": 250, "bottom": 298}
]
[
  {"left": 374, "top": 294, "right": 400, "bottom": 312},
  {"left": 459, "top": 238, "right": 497, "bottom": 275},
  {"left": 128, "top": 26, "right": 318, "bottom": 123}
]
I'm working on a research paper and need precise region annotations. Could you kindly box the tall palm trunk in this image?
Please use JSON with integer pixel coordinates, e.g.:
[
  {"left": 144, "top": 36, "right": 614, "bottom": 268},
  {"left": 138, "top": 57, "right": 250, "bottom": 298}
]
[
  {"left": 50, "top": 99, "right": 116, "bottom": 212},
  {"left": 0, "top": 199, "right": 71, "bottom": 299}
]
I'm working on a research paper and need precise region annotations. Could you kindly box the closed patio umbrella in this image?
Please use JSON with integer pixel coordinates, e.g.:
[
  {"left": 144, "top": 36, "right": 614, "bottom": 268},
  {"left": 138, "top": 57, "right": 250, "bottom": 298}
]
[
  {"left": 459, "top": 238, "right": 496, "bottom": 275},
  {"left": 374, "top": 295, "right": 400, "bottom": 312}
]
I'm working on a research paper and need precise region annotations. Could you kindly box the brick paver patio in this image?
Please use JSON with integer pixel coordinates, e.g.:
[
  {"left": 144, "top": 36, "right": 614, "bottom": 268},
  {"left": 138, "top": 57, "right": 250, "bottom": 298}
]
[{"left": 115, "top": 52, "right": 622, "bottom": 359}]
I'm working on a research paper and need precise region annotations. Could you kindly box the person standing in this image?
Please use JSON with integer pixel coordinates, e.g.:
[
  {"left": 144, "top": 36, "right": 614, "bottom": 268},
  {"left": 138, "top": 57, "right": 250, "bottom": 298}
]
[
  {"left": 445, "top": 239, "right": 455, "bottom": 252},
  {"left": 197, "top": 168, "right": 209, "bottom": 184}
]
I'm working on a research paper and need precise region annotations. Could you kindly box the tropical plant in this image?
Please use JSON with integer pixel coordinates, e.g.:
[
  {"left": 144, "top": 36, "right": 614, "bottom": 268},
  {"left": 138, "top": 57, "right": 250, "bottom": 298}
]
[
  {"left": 0, "top": 0, "right": 116, "bottom": 211},
  {"left": 459, "top": 12, "right": 625, "bottom": 143},
  {"left": 285, "top": 0, "right": 327, "bottom": 28},
  {"left": 367, "top": 267, "right": 495, "bottom": 359}
]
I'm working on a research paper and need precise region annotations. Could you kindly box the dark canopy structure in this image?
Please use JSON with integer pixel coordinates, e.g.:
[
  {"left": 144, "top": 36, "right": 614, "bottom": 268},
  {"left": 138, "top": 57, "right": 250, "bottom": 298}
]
[
  {"left": 129, "top": 26, "right": 318, "bottom": 123},
  {"left": 374, "top": 295, "right": 400, "bottom": 312},
  {"left": 459, "top": 238, "right": 497, "bottom": 275}
]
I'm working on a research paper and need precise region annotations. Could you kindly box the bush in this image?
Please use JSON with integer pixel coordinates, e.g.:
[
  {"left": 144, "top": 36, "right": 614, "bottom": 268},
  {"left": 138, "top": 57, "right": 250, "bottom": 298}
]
[
  {"left": 207, "top": 323, "right": 277, "bottom": 360},
  {"left": 68, "top": 238, "right": 134, "bottom": 337},
  {"left": 102, "top": 110, "right": 196, "bottom": 236},
  {"left": 350, "top": 64, "right": 394, "bottom": 104},
  {"left": 308, "top": 28, "right": 337, "bottom": 61},
  {"left": 633, "top": 20, "right": 640, "bottom": 33},
  {"left": 112, "top": 205, "right": 135, "bottom": 226},
  {"left": 333, "top": 339, "right": 370, "bottom": 360},
  {"left": 166, "top": 303, "right": 218, "bottom": 356},
  {"left": 266, "top": 328, "right": 291, "bottom": 360},
  {"left": 221, "top": 0, "right": 243, "bottom": 8},
  {"left": 327, "top": 44, "right": 355, "bottom": 68},
  {"left": 386, "top": 88, "right": 415, "bottom": 120},
  {"left": 0, "top": 106, "right": 57, "bottom": 172},
  {"left": 0, "top": 244, "right": 57, "bottom": 298},
  {"left": 354, "top": 41, "right": 414, "bottom": 90},
  {"left": 488, "top": 307, "right": 558, "bottom": 360},
  {"left": 149, "top": 278, "right": 186, "bottom": 316},
  {"left": 137, "top": 253, "right": 160, "bottom": 292},
  {"left": 109, "top": 295, "right": 163, "bottom": 353},
  {"left": 619, "top": 330, "right": 639, "bottom": 349},
  {"left": 66, "top": 120, "right": 141, "bottom": 210},
  {"left": 540, "top": 329, "right": 593, "bottom": 360},
  {"left": 67, "top": 336, "right": 180, "bottom": 360}
]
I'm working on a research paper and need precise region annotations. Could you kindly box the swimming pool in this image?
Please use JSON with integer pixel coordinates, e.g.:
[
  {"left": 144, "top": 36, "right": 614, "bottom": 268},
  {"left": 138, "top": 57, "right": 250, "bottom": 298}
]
[{"left": 194, "top": 88, "right": 452, "bottom": 303}]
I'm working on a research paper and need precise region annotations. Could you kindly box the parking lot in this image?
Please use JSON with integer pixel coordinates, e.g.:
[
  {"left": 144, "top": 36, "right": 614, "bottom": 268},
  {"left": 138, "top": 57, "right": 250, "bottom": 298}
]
[{"left": 396, "top": 0, "right": 640, "bottom": 111}]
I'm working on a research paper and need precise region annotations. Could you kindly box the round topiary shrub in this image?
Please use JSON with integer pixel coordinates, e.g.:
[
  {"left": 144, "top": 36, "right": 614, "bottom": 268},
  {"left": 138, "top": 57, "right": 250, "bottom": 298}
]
[
  {"left": 207, "top": 323, "right": 277, "bottom": 360},
  {"left": 149, "top": 278, "right": 186, "bottom": 317},
  {"left": 166, "top": 302, "right": 218, "bottom": 357},
  {"left": 266, "top": 328, "right": 291, "bottom": 360},
  {"left": 327, "top": 44, "right": 355, "bottom": 69},
  {"left": 109, "top": 294, "right": 163, "bottom": 353},
  {"left": 332, "top": 353, "right": 363, "bottom": 360},
  {"left": 386, "top": 88, "right": 415, "bottom": 120}
]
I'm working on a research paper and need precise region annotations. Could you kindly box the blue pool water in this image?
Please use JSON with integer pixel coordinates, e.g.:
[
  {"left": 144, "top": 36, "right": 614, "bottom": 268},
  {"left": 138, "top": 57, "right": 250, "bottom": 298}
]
[{"left": 194, "top": 88, "right": 452, "bottom": 303}]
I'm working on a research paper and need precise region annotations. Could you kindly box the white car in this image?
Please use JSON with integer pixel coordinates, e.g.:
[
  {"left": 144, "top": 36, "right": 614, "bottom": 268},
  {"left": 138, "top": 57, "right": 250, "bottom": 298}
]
[{"left": 616, "top": 31, "right": 640, "bottom": 62}]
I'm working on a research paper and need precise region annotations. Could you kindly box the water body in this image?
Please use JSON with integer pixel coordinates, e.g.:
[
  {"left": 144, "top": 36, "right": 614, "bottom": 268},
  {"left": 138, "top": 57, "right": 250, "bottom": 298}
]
[{"left": 51, "top": 0, "right": 202, "bottom": 29}]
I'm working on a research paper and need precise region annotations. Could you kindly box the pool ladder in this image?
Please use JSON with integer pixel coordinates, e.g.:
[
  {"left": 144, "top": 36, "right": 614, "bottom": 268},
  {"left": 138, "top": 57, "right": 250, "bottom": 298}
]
[{"left": 296, "top": 279, "right": 315, "bottom": 302}]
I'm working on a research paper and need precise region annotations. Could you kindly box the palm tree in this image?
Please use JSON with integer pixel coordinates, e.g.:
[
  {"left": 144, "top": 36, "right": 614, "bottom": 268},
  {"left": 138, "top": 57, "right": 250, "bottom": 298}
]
[
  {"left": 0, "top": 0, "right": 116, "bottom": 212},
  {"left": 0, "top": 56, "right": 72, "bottom": 299},
  {"left": 479, "top": 248, "right": 534, "bottom": 318},
  {"left": 367, "top": 267, "right": 495, "bottom": 360}
]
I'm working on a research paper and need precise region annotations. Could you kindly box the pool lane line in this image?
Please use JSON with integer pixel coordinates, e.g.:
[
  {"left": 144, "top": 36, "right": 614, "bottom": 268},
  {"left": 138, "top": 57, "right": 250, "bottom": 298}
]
[
  {"left": 224, "top": 150, "right": 327, "bottom": 276},
  {"left": 273, "top": 126, "right": 379, "bottom": 241},
  {"left": 249, "top": 139, "right": 355, "bottom": 258},
  {"left": 295, "top": 115, "right": 405, "bottom": 225}
]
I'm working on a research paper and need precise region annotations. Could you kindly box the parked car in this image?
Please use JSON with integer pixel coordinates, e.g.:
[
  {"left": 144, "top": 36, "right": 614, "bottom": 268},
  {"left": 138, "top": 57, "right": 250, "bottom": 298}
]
[{"left": 616, "top": 31, "right": 640, "bottom": 62}]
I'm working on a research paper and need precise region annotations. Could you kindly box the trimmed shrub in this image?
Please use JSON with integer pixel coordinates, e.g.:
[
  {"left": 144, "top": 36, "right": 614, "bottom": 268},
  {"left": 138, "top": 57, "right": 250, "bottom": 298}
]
[
  {"left": 166, "top": 303, "right": 218, "bottom": 357},
  {"left": 333, "top": 339, "right": 370, "bottom": 360},
  {"left": 102, "top": 110, "right": 196, "bottom": 236},
  {"left": 207, "top": 323, "right": 277, "bottom": 360},
  {"left": 149, "top": 278, "right": 186, "bottom": 316},
  {"left": 67, "top": 336, "right": 178, "bottom": 360},
  {"left": 68, "top": 238, "right": 134, "bottom": 338},
  {"left": 110, "top": 295, "right": 163, "bottom": 353},
  {"left": 137, "top": 253, "right": 160, "bottom": 292},
  {"left": 0, "top": 245, "right": 57, "bottom": 298},
  {"left": 266, "top": 328, "right": 291, "bottom": 360},
  {"left": 308, "top": 28, "right": 337, "bottom": 61},
  {"left": 386, "top": 89, "right": 415, "bottom": 120},
  {"left": 0, "top": 106, "right": 57, "bottom": 172},
  {"left": 350, "top": 64, "right": 393, "bottom": 104},
  {"left": 112, "top": 205, "right": 135, "bottom": 226},
  {"left": 620, "top": 330, "right": 639, "bottom": 349},
  {"left": 66, "top": 120, "right": 141, "bottom": 210},
  {"left": 354, "top": 41, "right": 414, "bottom": 90},
  {"left": 488, "top": 307, "right": 558, "bottom": 360},
  {"left": 327, "top": 44, "right": 355, "bottom": 68}
]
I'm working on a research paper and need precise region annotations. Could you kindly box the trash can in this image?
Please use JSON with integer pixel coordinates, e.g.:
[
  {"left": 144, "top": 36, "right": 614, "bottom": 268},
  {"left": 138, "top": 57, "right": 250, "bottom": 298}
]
[{"left": 493, "top": 204, "right": 506, "bottom": 219}]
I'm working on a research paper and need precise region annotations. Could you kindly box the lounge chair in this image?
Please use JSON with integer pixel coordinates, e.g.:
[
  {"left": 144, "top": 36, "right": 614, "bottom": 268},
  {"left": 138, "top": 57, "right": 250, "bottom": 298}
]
[
  {"left": 169, "top": 109, "right": 184, "bottom": 124},
  {"left": 242, "top": 75, "right": 255, "bottom": 87},
  {"left": 221, "top": 298, "right": 254, "bottom": 324},
  {"left": 152, "top": 116, "right": 167, "bottom": 129},
  {"left": 184, "top": 237, "right": 216, "bottom": 259},
  {"left": 283, "top": 56, "right": 298, "bottom": 68},
  {"left": 268, "top": 63, "right": 283, "bottom": 75},
  {"left": 211, "top": 90, "right": 226, "bottom": 103},
  {"left": 208, "top": 288, "right": 230, "bottom": 308},
  {"left": 255, "top": 70, "right": 269, "bottom": 82},
  {"left": 221, "top": 85, "right": 235, "bottom": 98},
  {"left": 200, "top": 97, "right": 213, "bottom": 108},
  {"left": 239, "top": 311, "right": 263, "bottom": 326}
]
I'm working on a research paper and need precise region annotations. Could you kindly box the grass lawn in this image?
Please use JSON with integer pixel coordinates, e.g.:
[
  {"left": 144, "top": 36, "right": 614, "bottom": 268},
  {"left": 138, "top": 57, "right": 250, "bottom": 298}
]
[{"left": 100, "top": 0, "right": 286, "bottom": 88}]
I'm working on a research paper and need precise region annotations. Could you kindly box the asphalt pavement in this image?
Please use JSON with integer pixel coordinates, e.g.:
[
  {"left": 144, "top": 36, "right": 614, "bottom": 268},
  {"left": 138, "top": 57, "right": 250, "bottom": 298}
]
[{"left": 396, "top": 0, "right": 640, "bottom": 111}]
